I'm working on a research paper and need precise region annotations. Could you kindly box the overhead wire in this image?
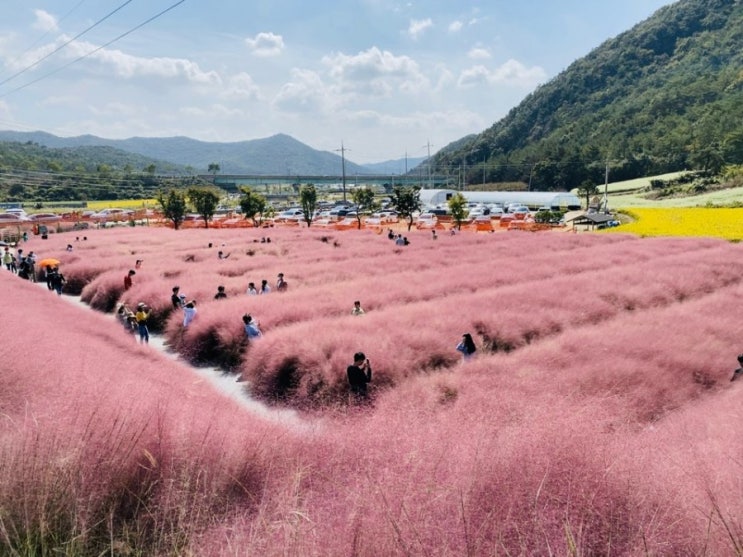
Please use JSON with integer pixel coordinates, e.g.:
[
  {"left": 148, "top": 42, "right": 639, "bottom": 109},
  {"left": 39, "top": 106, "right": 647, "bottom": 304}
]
[
  {"left": 0, "top": 0, "right": 135, "bottom": 89},
  {"left": 6, "top": 0, "right": 89, "bottom": 69},
  {"left": 0, "top": 0, "right": 187, "bottom": 99}
]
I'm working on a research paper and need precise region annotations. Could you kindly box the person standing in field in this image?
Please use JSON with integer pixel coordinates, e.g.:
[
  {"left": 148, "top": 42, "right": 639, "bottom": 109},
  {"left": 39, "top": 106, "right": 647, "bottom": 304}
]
[
  {"left": 347, "top": 352, "right": 372, "bottom": 401},
  {"left": 276, "top": 273, "right": 288, "bottom": 292},
  {"left": 242, "top": 314, "right": 262, "bottom": 339},
  {"left": 2, "top": 247, "right": 13, "bottom": 271},
  {"left": 171, "top": 286, "right": 183, "bottom": 309},
  {"left": 247, "top": 282, "right": 258, "bottom": 296},
  {"left": 731, "top": 354, "right": 743, "bottom": 381},
  {"left": 456, "top": 333, "right": 477, "bottom": 361},
  {"left": 135, "top": 302, "right": 151, "bottom": 344},
  {"left": 50, "top": 267, "right": 65, "bottom": 295},
  {"left": 260, "top": 279, "right": 271, "bottom": 294},
  {"left": 214, "top": 285, "right": 227, "bottom": 299},
  {"left": 124, "top": 269, "right": 135, "bottom": 291},
  {"left": 352, "top": 300, "right": 365, "bottom": 316},
  {"left": 183, "top": 300, "right": 197, "bottom": 328}
]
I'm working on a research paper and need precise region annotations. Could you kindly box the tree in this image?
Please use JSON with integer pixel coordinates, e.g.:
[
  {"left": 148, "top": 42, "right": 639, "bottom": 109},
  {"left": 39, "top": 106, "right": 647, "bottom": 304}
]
[
  {"left": 208, "top": 163, "right": 220, "bottom": 182},
  {"left": 239, "top": 187, "right": 269, "bottom": 227},
  {"left": 144, "top": 163, "right": 156, "bottom": 176},
  {"left": 448, "top": 192, "right": 469, "bottom": 230},
  {"left": 350, "top": 187, "right": 377, "bottom": 229},
  {"left": 187, "top": 187, "right": 221, "bottom": 229},
  {"left": 299, "top": 184, "right": 317, "bottom": 228},
  {"left": 157, "top": 189, "right": 187, "bottom": 230},
  {"left": 391, "top": 186, "right": 421, "bottom": 231},
  {"left": 576, "top": 180, "right": 599, "bottom": 210}
]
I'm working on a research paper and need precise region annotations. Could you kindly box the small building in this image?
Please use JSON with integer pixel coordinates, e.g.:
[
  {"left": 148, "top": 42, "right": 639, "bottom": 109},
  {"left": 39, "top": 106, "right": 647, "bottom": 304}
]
[
  {"left": 564, "top": 212, "right": 617, "bottom": 231},
  {"left": 418, "top": 189, "right": 581, "bottom": 211}
]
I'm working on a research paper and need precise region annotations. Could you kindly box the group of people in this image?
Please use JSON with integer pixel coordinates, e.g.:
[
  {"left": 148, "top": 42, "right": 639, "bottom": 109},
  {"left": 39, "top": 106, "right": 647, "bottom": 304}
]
[
  {"left": 247, "top": 273, "right": 288, "bottom": 295},
  {"left": 3, "top": 246, "right": 38, "bottom": 281},
  {"left": 386, "top": 230, "right": 410, "bottom": 245},
  {"left": 171, "top": 286, "right": 198, "bottom": 327}
]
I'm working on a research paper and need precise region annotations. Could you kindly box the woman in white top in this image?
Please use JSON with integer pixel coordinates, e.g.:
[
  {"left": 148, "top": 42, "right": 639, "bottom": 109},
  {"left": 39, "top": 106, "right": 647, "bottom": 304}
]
[{"left": 183, "top": 300, "right": 197, "bottom": 327}]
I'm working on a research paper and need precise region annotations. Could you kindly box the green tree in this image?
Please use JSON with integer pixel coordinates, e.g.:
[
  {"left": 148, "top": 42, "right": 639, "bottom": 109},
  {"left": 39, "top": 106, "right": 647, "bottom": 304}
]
[
  {"left": 187, "top": 187, "right": 221, "bottom": 229},
  {"left": 391, "top": 186, "right": 421, "bottom": 231},
  {"left": 576, "top": 180, "right": 599, "bottom": 210},
  {"left": 208, "top": 162, "right": 220, "bottom": 182},
  {"left": 239, "top": 187, "right": 269, "bottom": 227},
  {"left": 350, "top": 187, "right": 377, "bottom": 229},
  {"left": 157, "top": 188, "right": 187, "bottom": 230},
  {"left": 299, "top": 184, "right": 317, "bottom": 227},
  {"left": 448, "top": 192, "right": 469, "bottom": 230},
  {"left": 144, "top": 163, "right": 156, "bottom": 176}
]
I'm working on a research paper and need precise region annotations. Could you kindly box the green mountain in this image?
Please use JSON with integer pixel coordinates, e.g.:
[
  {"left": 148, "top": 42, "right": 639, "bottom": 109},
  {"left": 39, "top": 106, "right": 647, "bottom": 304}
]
[
  {"left": 0, "top": 139, "right": 187, "bottom": 175},
  {"left": 432, "top": 0, "right": 743, "bottom": 190},
  {"left": 0, "top": 131, "right": 371, "bottom": 176}
]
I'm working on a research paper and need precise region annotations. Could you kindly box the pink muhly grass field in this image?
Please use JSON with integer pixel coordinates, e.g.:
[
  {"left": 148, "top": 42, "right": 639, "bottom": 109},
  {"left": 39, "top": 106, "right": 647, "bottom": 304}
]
[{"left": 4, "top": 225, "right": 743, "bottom": 554}]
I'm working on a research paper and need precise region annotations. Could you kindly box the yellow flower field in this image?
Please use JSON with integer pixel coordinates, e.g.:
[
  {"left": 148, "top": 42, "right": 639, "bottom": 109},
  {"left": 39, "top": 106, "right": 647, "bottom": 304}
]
[
  {"left": 606, "top": 208, "right": 743, "bottom": 240},
  {"left": 86, "top": 199, "right": 156, "bottom": 210}
]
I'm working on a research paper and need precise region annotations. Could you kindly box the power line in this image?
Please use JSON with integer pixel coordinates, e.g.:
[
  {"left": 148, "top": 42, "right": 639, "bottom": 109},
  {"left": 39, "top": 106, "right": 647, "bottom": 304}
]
[
  {"left": 7, "top": 0, "right": 90, "bottom": 69},
  {"left": 0, "top": 0, "right": 135, "bottom": 89},
  {"left": 0, "top": 0, "right": 187, "bottom": 99}
]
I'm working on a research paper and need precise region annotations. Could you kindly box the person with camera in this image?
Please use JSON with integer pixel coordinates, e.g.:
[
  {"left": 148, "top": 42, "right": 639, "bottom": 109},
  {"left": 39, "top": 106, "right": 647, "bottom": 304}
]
[{"left": 347, "top": 352, "right": 372, "bottom": 401}]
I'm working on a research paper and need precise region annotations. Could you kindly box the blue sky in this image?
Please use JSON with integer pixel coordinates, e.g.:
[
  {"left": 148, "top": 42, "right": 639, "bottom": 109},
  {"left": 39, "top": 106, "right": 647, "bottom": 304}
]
[{"left": 0, "top": 0, "right": 672, "bottom": 164}]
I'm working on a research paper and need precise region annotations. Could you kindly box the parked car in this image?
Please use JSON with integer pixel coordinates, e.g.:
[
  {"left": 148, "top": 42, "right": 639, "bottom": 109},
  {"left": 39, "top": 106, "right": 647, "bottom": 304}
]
[
  {"left": 92, "top": 208, "right": 134, "bottom": 221},
  {"left": 0, "top": 212, "right": 29, "bottom": 223},
  {"left": 276, "top": 208, "right": 305, "bottom": 221},
  {"left": 28, "top": 213, "right": 62, "bottom": 222}
]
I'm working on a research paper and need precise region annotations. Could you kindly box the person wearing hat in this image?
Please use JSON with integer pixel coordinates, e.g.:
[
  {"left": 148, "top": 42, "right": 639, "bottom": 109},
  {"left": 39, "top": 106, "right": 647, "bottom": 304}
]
[{"left": 135, "top": 303, "right": 151, "bottom": 344}]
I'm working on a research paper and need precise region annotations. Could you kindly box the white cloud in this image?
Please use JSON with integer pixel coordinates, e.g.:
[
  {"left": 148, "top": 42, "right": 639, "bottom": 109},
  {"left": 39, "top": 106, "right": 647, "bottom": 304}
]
[
  {"left": 467, "top": 47, "right": 491, "bottom": 60},
  {"left": 273, "top": 68, "right": 329, "bottom": 113},
  {"left": 88, "top": 102, "right": 144, "bottom": 118},
  {"left": 219, "top": 72, "right": 261, "bottom": 100},
  {"left": 458, "top": 59, "right": 546, "bottom": 88},
  {"left": 181, "top": 104, "right": 246, "bottom": 119},
  {"left": 323, "top": 47, "right": 429, "bottom": 96},
  {"left": 33, "top": 9, "right": 58, "bottom": 32},
  {"left": 448, "top": 20, "right": 463, "bottom": 33},
  {"left": 245, "top": 32, "right": 285, "bottom": 57},
  {"left": 56, "top": 38, "right": 222, "bottom": 85},
  {"left": 408, "top": 18, "right": 433, "bottom": 40}
]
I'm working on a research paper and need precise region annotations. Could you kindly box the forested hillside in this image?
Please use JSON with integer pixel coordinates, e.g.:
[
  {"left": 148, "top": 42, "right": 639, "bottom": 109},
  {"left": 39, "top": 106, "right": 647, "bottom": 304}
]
[
  {"left": 0, "top": 141, "right": 197, "bottom": 202},
  {"left": 432, "top": 0, "right": 743, "bottom": 190}
]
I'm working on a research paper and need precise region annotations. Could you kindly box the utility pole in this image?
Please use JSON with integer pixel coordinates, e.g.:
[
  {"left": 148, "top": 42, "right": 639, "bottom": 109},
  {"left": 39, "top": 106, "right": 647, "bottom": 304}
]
[
  {"left": 335, "top": 142, "right": 349, "bottom": 202},
  {"left": 603, "top": 159, "right": 610, "bottom": 213},
  {"left": 423, "top": 140, "right": 433, "bottom": 189}
]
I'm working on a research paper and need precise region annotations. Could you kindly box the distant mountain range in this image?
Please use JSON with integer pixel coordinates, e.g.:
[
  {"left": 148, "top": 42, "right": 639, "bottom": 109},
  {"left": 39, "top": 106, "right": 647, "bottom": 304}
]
[{"left": 0, "top": 130, "right": 423, "bottom": 176}]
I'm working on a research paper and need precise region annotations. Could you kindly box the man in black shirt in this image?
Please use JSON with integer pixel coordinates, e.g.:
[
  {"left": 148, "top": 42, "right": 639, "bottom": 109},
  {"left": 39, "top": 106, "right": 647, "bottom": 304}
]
[
  {"left": 347, "top": 352, "right": 372, "bottom": 400},
  {"left": 171, "top": 286, "right": 183, "bottom": 309}
]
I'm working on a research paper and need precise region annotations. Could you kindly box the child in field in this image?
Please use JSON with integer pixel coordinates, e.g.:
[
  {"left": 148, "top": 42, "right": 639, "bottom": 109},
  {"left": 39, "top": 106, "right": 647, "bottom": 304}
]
[
  {"left": 183, "top": 300, "right": 197, "bottom": 328},
  {"left": 456, "top": 333, "right": 477, "bottom": 361},
  {"left": 352, "top": 300, "right": 365, "bottom": 316},
  {"left": 730, "top": 354, "right": 743, "bottom": 381}
]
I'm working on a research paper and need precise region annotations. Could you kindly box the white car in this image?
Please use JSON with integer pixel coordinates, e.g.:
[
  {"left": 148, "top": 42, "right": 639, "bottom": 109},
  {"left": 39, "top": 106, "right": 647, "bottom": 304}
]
[
  {"left": 28, "top": 212, "right": 62, "bottom": 222},
  {"left": 92, "top": 208, "right": 134, "bottom": 221}
]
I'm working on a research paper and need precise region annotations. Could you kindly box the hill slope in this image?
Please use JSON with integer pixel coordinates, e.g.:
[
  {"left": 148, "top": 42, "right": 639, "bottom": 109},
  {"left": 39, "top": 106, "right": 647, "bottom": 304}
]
[
  {"left": 432, "top": 0, "right": 743, "bottom": 190},
  {"left": 0, "top": 131, "right": 371, "bottom": 176}
]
